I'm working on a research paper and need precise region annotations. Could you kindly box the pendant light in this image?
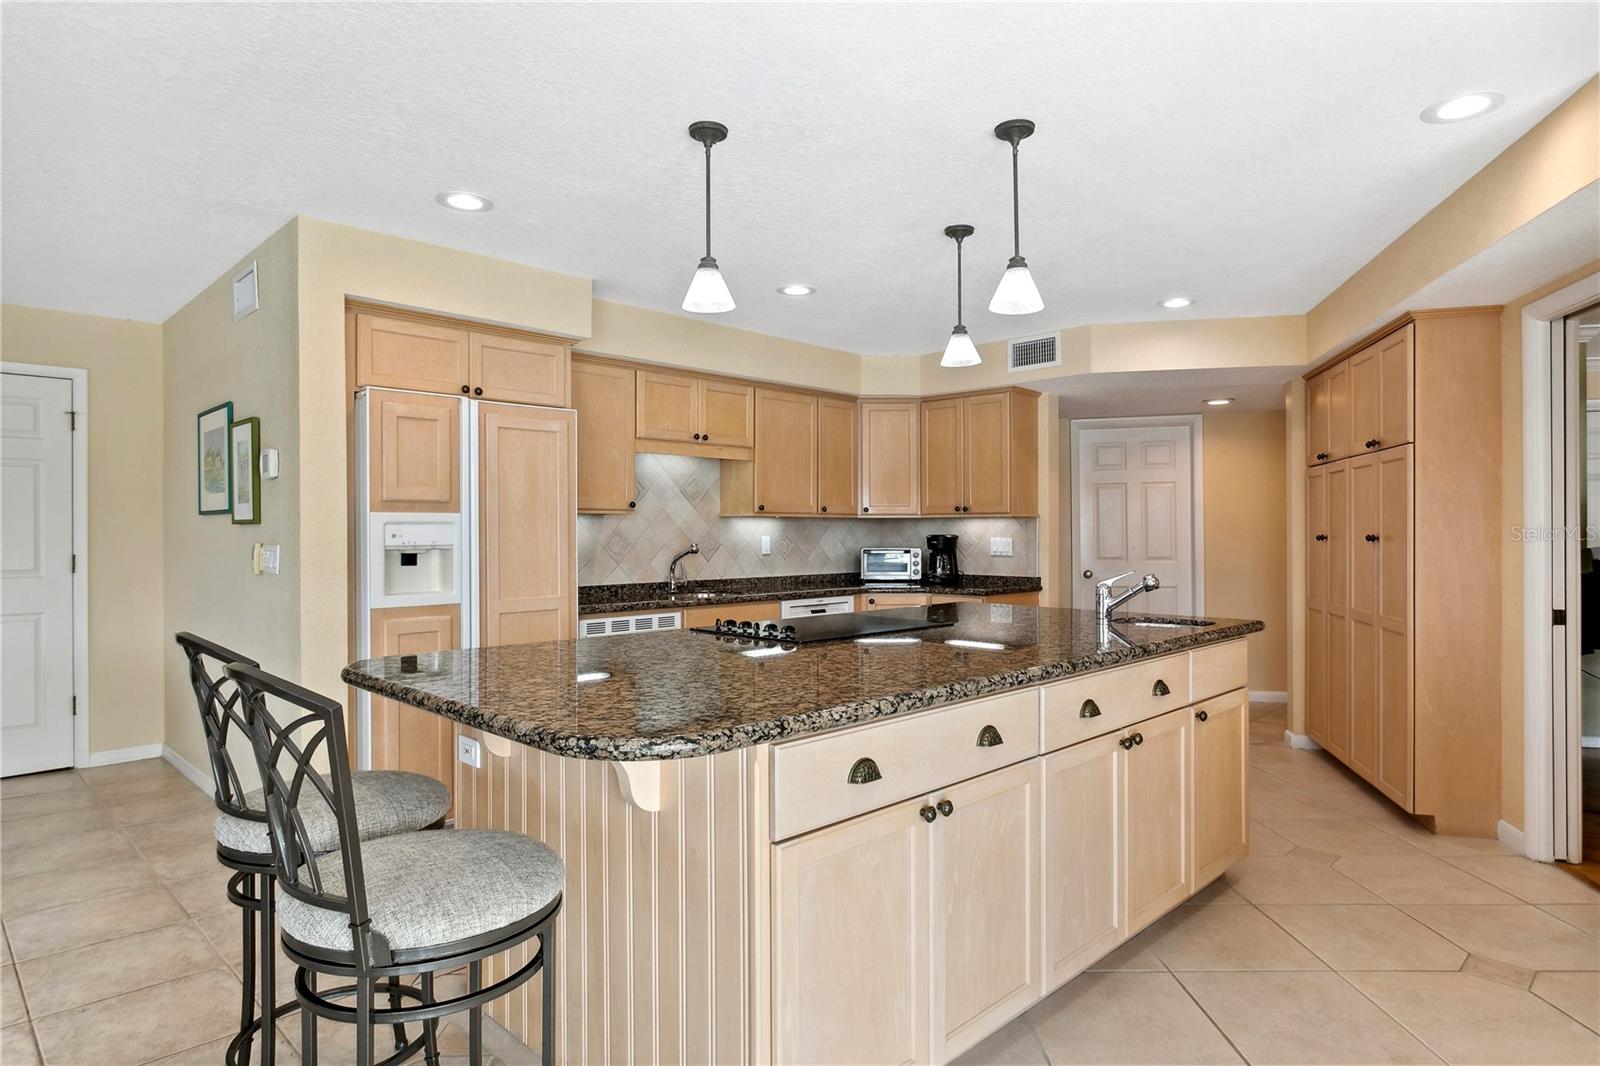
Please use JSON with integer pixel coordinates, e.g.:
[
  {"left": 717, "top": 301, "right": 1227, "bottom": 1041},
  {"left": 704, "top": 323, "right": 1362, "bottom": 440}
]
[
  {"left": 988, "top": 118, "right": 1044, "bottom": 316},
  {"left": 941, "top": 224, "right": 981, "bottom": 368},
  {"left": 682, "top": 121, "right": 735, "bottom": 313}
]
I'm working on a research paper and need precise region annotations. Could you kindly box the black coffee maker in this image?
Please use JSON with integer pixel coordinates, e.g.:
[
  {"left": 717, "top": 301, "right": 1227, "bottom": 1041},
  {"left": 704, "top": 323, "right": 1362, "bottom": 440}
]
[{"left": 926, "top": 534, "right": 959, "bottom": 586}]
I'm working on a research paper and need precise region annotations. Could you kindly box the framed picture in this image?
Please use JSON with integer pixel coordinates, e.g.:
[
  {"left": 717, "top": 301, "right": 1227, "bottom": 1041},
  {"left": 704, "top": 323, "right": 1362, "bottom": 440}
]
[
  {"left": 196, "top": 401, "right": 233, "bottom": 515},
  {"left": 230, "top": 416, "right": 261, "bottom": 525}
]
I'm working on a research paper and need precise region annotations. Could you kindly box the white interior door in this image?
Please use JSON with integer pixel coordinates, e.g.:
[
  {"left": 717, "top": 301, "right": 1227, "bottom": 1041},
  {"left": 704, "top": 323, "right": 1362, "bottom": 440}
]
[
  {"left": 2, "top": 373, "right": 77, "bottom": 776},
  {"left": 1073, "top": 421, "right": 1197, "bottom": 615}
]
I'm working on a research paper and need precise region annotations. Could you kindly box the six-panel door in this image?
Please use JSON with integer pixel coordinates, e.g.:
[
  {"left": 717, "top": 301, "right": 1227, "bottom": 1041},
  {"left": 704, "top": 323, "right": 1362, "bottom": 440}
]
[
  {"left": 1190, "top": 689, "right": 1249, "bottom": 886},
  {"left": 1041, "top": 732, "right": 1123, "bottom": 990},
  {"left": 1123, "top": 707, "right": 1191, "bottom": 933},
  {"left": 479, "top": 404, "right": 576, "bottom": 645}
]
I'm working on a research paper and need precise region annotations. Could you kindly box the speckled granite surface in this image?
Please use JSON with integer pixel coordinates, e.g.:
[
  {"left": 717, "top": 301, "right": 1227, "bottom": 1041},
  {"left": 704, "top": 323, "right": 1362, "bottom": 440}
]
[
  {"left": 343, "top": 605, "right": 1262, "bottom": 762},
  {"left": 579, "top": 572, "right": 1042, "bottom": 614}
]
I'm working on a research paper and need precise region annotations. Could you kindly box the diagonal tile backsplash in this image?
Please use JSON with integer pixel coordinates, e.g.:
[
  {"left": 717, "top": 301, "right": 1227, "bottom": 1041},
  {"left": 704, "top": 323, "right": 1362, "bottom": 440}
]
[{"left": 578, "top": 453, "right": 1038, "bottom": 586}]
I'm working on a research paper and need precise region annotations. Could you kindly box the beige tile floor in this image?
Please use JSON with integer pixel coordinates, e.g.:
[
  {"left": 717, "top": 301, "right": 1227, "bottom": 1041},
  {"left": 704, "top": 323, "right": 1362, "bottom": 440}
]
[
  {"left": 0, "top": 758, "right": 538, "bottom": 1065},
  {"left": 1, "top": 706, "right": 1597, "bottom": 1064},
  {"left": 955, "top": 703, "right": 1600, "bottom": 1066}
]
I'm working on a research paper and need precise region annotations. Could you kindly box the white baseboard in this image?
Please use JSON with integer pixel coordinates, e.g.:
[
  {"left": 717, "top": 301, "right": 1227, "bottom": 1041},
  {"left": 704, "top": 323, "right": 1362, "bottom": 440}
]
[
  {"left": 1250, "top": 690, "right": 1289, "bottom": 704},
  {"left": 84, "top": 743, "right": 164, "bottom": 767},
  {"left": 162, "top": 744, "right": 212, "bottom": 793},
  {"left": 1284, "top": 730, "right": 1322, "bottom": 750},
  {"left": 1497, "top": 819, "right": 1526, "bottom": 855}
]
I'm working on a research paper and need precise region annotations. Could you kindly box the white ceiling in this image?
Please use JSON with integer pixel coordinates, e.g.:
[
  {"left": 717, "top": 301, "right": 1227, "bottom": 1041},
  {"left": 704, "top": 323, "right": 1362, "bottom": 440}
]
[
  {"left": 3, "top": 3, "right": 1596, "bottom": 354},
  {"left": 1041, "top": 365, "right": 1299, "bottom": 418}
]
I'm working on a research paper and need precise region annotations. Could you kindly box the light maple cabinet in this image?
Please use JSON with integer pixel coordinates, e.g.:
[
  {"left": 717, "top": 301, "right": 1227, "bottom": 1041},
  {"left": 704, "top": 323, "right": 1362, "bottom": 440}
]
[
  {"left": 353, "top": 309, "right": 570, "bottom": 404},
  {"left": 367, "top": 390, "right": 460, "bottom": 512},
  {"left": 1041, "top": 732, "right": 1122, "bottom": 990},
  {"left": 1190, "top": 689, "right": 1249, "bottom": 886},
  {"left": 571, "top": 356, "right": 636, "bottom": 513},
  {"left": 1303, "top": 309, "right": 1498, "bottom": 836},
  {"left": 860, "top": 400, "right": 921, "bottom": 515},
  {"left": 818, "top": 396, "right": 859, "bottom": 515},
  {"left": 635, "top": 368, "right": 698, "bottom": 443},
  {"left": 635, "top": 368, "right": 755, "bottom": 453},
  {"left": 702, "top": 377, "right": 757, "bottom": 447},
  {"left": 753, "top": 388, "right": 819, "bottom": 514},
  {"left": 1122, "top": 707, "right": 1191, "bottom": 932},
  {"left": 369, "top": 604, "right": 460, "bottom": 812},
  {"left": 479, "top": 403, "right": 576, "bottom": 646},
  {"left": 858, "top": 592, "right": 930, "bottom": 611},
  {"left": 919, "top": 390, "right": 1038, "bottom": 516},
  {"left": 469, "top": 331, "right": 568, "bottom": 407},
  {"left": 921, "top": 397, "right": 965, "bottom": 515}
]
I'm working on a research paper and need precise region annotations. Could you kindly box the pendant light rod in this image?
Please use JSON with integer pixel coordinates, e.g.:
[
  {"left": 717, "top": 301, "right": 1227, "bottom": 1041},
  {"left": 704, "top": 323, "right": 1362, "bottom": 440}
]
[
  {"left": 994, "top": 119, "right": 1035, "bottom": 261},
  {"left": 683, "top": 121, "right": 735, "bottom": 314},
  {"left": 988, "top": 118, "right": 1043, "bottom": 316},
  {"left": 945, "top": 224, "right": 974, "bottom": 326},
  {"left": 688, "top": 121, "right": 728, "bottom": 262}
]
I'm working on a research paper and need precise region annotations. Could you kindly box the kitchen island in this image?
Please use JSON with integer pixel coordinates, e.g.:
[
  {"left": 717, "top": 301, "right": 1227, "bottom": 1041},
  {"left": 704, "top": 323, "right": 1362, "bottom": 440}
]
[{"left": 344, "top": 604, "right": 1262, "bottom": 1065}]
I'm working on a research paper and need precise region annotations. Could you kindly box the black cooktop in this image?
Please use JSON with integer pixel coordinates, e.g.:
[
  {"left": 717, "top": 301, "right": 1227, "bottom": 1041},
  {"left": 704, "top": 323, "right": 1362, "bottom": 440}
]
[{"left": 690, "top": 609, "right": 953, "bottom": 645}]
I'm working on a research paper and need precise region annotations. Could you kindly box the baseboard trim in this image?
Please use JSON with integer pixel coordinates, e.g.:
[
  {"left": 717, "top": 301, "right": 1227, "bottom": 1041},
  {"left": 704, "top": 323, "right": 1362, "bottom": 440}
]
[
  {"left": 162, "top": 745, "right": 211, "bottom": 793},
  {"left": 1497, "top": 819, "right": 1526, "bottom": 855},
  {"left": 1250, "top": 690, "right": 1289, "bottom": 703},
  {"left": 1284, "top": 730, "right": 1322, "bottom": 751},
  {"left": 84, "top": 743, "right": 164, "bottom": 767}
]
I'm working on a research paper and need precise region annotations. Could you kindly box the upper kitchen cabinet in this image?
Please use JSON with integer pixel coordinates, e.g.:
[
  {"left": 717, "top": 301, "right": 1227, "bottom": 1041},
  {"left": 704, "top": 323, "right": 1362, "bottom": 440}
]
[
  {"left": 352, "top": 307, "right": 572, "bottom": 407},
  {"left": 635, "top": 368, "right": 755, "bottom": 458},
  {"left": 752, "top": 388, "right": 819, "bottom": 514},
  {"left": 1307, "top": 322, "right": 1411, "bottom": 465},
  {"left": 366, "top": 388, "right": 459, "bottom": 513},
  {"left": 859, "top": 399, "right": 920, "bottom": 515},
  {"left": 817, "top": 396, "right": 859, "bottom": 515},
  {"left": 920, "top": 389, "right": 1039, "bottom": 516},
  {"left": 571, "top": 355, "right": 636, "bottom": 513},
  {"left": 469, "top": 331, "right": 569, "bottom": 406}
]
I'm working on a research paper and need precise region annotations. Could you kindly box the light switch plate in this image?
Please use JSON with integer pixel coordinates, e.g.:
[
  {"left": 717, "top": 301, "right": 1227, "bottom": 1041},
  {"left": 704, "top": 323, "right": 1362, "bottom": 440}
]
[
  {"left": 990, "top": 537, "right": 1013, "bottom": 557},
  {"left": 760, "top": 535, "right": 771, "bottom": 556},
  {"left": 458, "top": 734, "right": 481, "bottom": 769},
  {"left": 260, "top": 544, "right": 281, "bottom": 575}
]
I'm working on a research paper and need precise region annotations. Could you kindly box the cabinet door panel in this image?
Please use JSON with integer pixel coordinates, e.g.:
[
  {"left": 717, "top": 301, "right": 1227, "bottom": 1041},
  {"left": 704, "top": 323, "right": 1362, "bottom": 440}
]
[
  {"left": 699, "top": 379, "right": 755, "bottom": 448},
  {"left": 860, "top": 401, "right": 920, "bottom": 515},
  {"left": 1306, "top": 606, "right": 1328, "bottom": 746},
  {"left": 754, "top": 389, "right": 819, "bottom": 514},
  {"left": 469, "top": 332, "right": 568, "bottom": 407},
  {"left": 572, "top": 358, "right": 636, "bottom": 513},
  {"left": 1347, "top": 455, "right": 1379, "bottom": 782},
  {"left": 1324, "top": 462, "right": 1351, "bottom": 759},
  {"left": 963, "top": 392, "right": 1012, "bottom": 515},
  {"left": 1327, "top": 363, "right": 1352, "bottom": 460},
  {"left": 931, "top": 761, "right": 1039, "bottom": 1061},
  {"left": 480, "top": 405, "right": 576, "bottom": 645},
  {"left": 920, "top": 397, "right": 965, "bottom": 515},
  {"left": 773, "top": 798, "right": 929, "bottom": 1066},
  {"left": 817, "top": 397, "right": 858, "bottom": 515},
  {"left": 370, "top": 605, "right": 459, "bottom": 812},
  {"left": 1042, "top": 734, "right": 1122, "bottom": 991},
  {"left": 635, "top": 370, "right": 699, "bottom": 442},
  {"left": 355, "top": 312, "right": 470, "bottom": 395},
  {"left": 1376, "top": 325, "right": 1414, "bottom": 449},
  {"left": 1376, "top": 446, "right": 1414, "bottom": 808},
  {"left": 1191, "top": 690, "right": 1249, "bottom": 886},
  {"left": 1307, "top": 467, "right": 1328, "bottom": 607},
  {"left": 1123, "top": 708, "right": 1189, "bottom": 933},
  {"left": 1349, "top": 346, "right": 1381, "bottom": 457},
  {"left": 1307, "top": 373, "right": 1331, "bottom": 463},
  {"left": 369, "top": 391, "right": 459, "bottom": 512}
]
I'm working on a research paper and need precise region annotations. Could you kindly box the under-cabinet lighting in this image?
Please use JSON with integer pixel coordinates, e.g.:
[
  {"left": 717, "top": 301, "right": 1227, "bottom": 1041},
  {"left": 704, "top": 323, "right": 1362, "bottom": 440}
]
[
  {"left": 945, "top": 639, "right": 1006, "bottom": 651},
  {"left": 854, "top": 636, "right": 922, "bottom": 645},
  {"left": 576, "top": 671, "right": 611, "bottom": 683},
  {"left": 741, "top": 646, "right": 792, "bottom": 659}
]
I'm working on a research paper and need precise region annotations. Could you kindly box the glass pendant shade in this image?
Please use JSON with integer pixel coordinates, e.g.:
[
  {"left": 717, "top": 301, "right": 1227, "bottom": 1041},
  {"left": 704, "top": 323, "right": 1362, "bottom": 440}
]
[
  {"left": 682, "top": 256, "right": 735, "bottom": 313},
  {"left": 941, "top": 325, "right": 981, "bottom": 368},
  {"left": 989, "top": 258, "right": 1043, "bottom": 315}
]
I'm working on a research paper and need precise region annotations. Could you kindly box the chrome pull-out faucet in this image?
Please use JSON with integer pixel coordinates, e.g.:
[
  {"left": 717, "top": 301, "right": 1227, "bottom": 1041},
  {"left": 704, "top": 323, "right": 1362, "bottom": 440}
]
[
  {"left": 667, "top": 544, "right": 700, "bottom": 593},
  {"left": 1095, "top": 570, "right": 1160, "bottom": 624}
]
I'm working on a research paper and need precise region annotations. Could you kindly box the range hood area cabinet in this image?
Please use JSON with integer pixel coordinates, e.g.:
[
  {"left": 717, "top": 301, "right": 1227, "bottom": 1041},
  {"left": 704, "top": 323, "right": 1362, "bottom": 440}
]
[
  {"left": 1303, "top": 307, "right": 1500, "bottom": 837},
  {"left": 635, "top": 367, "right": 755, "bottom": 457}
]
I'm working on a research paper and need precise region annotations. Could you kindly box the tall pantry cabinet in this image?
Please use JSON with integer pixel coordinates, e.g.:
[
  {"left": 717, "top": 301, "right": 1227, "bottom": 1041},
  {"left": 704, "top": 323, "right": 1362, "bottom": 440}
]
[{"left": 1303, "top": 308, "right": 1499, "bottom": 836}]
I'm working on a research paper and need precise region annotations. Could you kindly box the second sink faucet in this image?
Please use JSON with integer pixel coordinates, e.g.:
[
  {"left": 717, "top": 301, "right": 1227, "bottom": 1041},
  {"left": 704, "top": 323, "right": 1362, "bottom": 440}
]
[
  {"left": 1095, "top": 570, "right": 1160, "bottom": 624},
  {"left": 668, "top": 544, "right": 700, "bottom": 593}
]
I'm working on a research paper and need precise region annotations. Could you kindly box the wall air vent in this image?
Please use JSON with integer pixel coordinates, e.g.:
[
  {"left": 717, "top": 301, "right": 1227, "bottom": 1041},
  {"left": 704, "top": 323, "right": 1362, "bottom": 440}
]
[
  {"left": 1007, "top": 332, "right": 1060, "bottom": 372},
  {"left": 579, "top": 611, "right": 683, "bottom": 638}
]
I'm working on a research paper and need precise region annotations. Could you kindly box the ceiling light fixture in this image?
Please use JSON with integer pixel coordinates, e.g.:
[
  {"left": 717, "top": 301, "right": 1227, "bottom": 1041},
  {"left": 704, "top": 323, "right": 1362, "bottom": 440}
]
[
  {"left": 1203, "top": 398, "right": 1233, "bottom": 407},
  {"left": 777, "top": 284, "right": 815, "bottom": 297},
  {"left": 682, "top": 121, "right": 736, "bottom": 313},
  {"left": 1420, "top": 91, "right": 1504, "bottom": 124},
  {"left": 989, "top": 119, "right": 1044, "bottom": 315},
  {"left": 436, "top": 191, "right": 492, "bottom": 212},
  {"left": 1161, "top": 296, "right": 1193, "bottom": 309},
  {"left": 941, "top": 224, "right": 981, "bottom": 368}
]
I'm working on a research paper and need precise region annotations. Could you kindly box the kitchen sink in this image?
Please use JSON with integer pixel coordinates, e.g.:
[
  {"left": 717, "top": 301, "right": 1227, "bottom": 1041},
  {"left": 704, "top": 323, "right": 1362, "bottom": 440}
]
[
  {"left": 668, "top": 591, "right": 723, "bottom": 602},
  {"left": 1116, "top": 617, "right": 1216, "bottom": 629}
]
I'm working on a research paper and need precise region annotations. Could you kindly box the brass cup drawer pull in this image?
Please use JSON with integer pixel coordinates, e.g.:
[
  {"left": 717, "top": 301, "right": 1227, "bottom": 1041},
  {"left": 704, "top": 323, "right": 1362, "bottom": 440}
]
[
  {"left": 1080, "top": 698, "right": 1102, "bottom": 719},
  {"left": 1152, "top": 678, "right": 1171, "bottom": 698},
  {"left": 976, "top": 724, "right": 1004, "bottom": 747},
  {"left": 846, "top": 757, "right": 882, "bottom": 785}
]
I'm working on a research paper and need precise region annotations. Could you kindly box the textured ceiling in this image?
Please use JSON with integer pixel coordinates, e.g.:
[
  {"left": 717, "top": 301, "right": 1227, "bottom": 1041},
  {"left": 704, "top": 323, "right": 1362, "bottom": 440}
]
[{"left": 3, "top": 2, "right": 1596, "bottom": 353}]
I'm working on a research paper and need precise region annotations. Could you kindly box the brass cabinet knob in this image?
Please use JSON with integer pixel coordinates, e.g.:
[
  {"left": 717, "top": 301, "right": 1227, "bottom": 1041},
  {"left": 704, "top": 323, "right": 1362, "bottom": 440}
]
[
  {"left": 1195, "top": 709, "right": 1209, "bottom": 722},
  {"left": 936, "top": 799, "right": 954, "bottom": 817}
]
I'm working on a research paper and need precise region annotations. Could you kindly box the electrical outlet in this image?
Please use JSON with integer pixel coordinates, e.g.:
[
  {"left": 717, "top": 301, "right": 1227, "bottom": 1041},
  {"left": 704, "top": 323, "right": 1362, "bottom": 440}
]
[
  {"left": 990, "top": 537, "right": 1013, "bottom": 557},
  {"left": 458, "top": 734, "right": 481, "bottom": 769},
  {"left": 760, "top": 535, "right": 771, "bottom": 556}
]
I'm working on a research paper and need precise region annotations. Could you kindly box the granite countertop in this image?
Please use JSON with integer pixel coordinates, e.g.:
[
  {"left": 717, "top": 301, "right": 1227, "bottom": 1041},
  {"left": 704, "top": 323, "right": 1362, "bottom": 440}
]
[
  {"left": 578, "top": 572, "right": 1042, "bottom": 615},
  {"left": 343, "top": 605, "right": 1262, "bottom": 762}
]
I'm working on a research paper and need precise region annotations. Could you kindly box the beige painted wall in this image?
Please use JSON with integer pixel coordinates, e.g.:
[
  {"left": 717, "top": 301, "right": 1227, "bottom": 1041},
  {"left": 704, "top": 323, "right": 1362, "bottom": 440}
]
[
  {"left": 1308, "top": 78, "right": 1599, "bottom": 359},
  {"left": 161, "top": 220, "right": 301, "bottom": 778},
  {"left": 1284, "top": 380, "right": 1308, "bottom": 733},
  {"left": 1497, "top": 259, "right": 1600, "bottom": 833},
  {"left": 2, "top": 305, "right": 166, "bottom": 755}
]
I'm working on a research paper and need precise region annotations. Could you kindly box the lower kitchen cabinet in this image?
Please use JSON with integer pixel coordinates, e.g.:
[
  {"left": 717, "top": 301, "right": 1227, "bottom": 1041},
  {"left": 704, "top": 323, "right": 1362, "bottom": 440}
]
[
  {"left": 1190, "top": 689, "right": 1249, "bottom": 886},
  {"left": 1122, "top": 706, "right": 1191, "bottom": 932},
  {"left": 368, "top": 604, "right": 460, "bottom": 813},
  {"left": 1041, "top": 732, "right": 1122, "bottom": 990}
]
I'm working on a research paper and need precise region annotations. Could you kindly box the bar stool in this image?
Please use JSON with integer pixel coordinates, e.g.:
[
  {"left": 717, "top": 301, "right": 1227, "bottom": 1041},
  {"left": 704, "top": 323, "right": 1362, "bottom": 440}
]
[
  {"left": 176, "top": 633, "right": 452, "bottom": 1066},
  {"left": 228, "top": 662, "right": 562, "bottom": 1066}
]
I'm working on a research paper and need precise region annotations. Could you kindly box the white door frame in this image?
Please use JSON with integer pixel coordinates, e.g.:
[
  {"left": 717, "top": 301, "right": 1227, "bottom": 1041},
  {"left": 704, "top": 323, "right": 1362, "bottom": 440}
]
[
  {"left": 1, "top": 362, "right": 89, "bottom": 769},
  {"left": 1067, "top": 415, "right": 1205, "bottom": 614},
  {"left": 1520, "top": 271, "right": 1600, "bottom": 861}
]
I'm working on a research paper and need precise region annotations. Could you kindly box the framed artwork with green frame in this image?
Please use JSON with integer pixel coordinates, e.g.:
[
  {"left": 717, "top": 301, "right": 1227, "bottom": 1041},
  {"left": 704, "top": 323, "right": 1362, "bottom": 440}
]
[
  {"left": 196, "top": 400, "right": 233, "bottom": 515},
  {"left": 230, "top": 416, "right": 261, "bottom": 525}
]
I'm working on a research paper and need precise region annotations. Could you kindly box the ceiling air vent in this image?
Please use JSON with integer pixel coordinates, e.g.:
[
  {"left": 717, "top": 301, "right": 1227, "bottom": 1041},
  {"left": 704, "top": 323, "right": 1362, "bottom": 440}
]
[{"left": 1007, "top": 332, "right": 1060, "bottom": 373}]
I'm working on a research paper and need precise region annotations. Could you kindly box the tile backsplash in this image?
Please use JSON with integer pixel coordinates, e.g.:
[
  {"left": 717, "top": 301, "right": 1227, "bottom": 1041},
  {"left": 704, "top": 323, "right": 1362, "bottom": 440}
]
[{"left": 578, "top": 453, "right": 1038, "bottom": 586}]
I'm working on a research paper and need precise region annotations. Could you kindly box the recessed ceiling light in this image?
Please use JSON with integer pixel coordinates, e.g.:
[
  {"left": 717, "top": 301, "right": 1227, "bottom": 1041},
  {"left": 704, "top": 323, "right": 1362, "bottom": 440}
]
[
  {"left": 1160, "top": 296, "right": 1193, "bottom": 310},
  {"left": 1204, "top": 398, "right": 1233, "bottom": 407},
  {"left": 1420, "top": 92, "right": 1504, "bottom": 124},
  {"left": 436, "top": 191, "right": 492, "bottom": 212},
  {"left": 777, "top": 284, "right": 815, "bottom": 297}
]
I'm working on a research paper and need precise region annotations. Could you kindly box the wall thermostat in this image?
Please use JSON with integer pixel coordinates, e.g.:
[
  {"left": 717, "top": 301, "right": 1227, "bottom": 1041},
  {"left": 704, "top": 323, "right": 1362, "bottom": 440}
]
[{"left": 259, "top": 447, "right": 280, "bottom": 480}]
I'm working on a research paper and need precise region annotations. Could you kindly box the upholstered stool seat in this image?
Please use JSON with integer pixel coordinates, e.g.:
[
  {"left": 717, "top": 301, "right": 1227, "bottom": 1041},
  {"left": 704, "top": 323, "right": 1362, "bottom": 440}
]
[
  {"left": 278, "top": 829, "right": 564, "bottom": 954},
  {"left": 214, "top": 771, "right": 450, "bottom": 857}
]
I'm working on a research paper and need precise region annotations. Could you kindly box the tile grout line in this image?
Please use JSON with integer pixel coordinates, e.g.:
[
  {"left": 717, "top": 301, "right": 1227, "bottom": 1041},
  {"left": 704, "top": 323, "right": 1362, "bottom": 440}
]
[
  {"left": 1166, "top": 965, "right": 1253, "bottom": 1065},
  {"left": 14, "top": 917, "right": 229, "bottom": 1024},
  {"left": 1326, "top": 969, "right": 1451, "bottom": 1065}
]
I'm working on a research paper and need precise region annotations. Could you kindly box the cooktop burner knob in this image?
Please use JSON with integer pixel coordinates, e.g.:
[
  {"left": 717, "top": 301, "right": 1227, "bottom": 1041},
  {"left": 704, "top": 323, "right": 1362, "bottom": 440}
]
[
  {"left": 780, "top": 625, "right": 797, "bottom": 639},
  {"left": 761, "top": 622, "right": 779, "bottom": 637}
]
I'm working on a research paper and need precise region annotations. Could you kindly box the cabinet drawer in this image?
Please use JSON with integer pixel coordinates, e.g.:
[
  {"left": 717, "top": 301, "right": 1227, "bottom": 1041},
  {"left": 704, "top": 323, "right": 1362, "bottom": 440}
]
[
  {"left": 1040, "top": 653, "right": 1190, "bottom": 753},
  {"left": 771, "top": 689, "right": 1038, "bottom": 840},
  {"left": 1191, "top": 640, "right": 1247, "bottom": 702}
]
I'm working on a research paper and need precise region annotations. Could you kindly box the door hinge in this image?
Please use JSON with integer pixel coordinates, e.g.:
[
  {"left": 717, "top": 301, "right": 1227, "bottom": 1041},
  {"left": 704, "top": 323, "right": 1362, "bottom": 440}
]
[
  {"left": 1553, "top": 608, "right": 1567, "bottom": 626},
  {"left": 71, "top": 696, "right": 77, "bottom": 717},
  {"left": 67, "top": 410, "right": 76, "bottom": 431},
  {"left": 70, "top": 554, "right": 77, "bottom": 573}
]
